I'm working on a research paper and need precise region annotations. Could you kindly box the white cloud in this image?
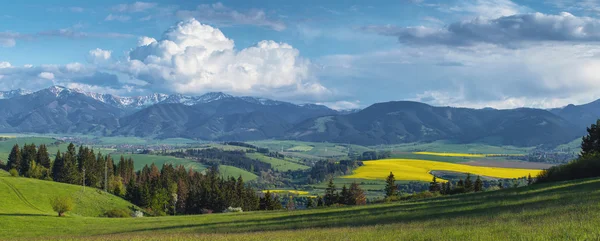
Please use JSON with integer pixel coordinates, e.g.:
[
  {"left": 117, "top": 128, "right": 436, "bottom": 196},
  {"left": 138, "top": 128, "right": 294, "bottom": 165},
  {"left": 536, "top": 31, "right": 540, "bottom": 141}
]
[
  {"left": 0, "top": 62, "right": 12, "bottom": 68},
  {"left": 105, "top": 14, "right": 131, "bottom": 22},
  {"left": 120, "top": 19, "right": 329, "bottom": 101},
  {"left": 87, "top": 48, "right": 112, "bottom": 63},
  {"left": 320, "top": 100, "right": 361, "bottom": 110},
  {"left": 112, "top": 2, "right": 157, "bottom": 13},
  {"left": 447, "top": 0, "right": 524, "bottom": 19},
  {"left": 38, "top": 72, "right": 55, "bottom": 80},
  {"left": 176, "top": 2, "right": 286, "bottom": 31}
]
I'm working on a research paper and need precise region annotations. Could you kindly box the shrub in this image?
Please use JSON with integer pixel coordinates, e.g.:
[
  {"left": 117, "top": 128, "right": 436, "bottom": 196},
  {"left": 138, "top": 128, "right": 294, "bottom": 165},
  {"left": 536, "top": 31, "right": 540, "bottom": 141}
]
[
  {"left": 50, "top": 196, "right": 74, "bottom": 217},
  {"left": 200, "top": 209, "right": 213, "bottom": 214},
  {"left": 132, "top": 210, "right": 144, "bottom": 218},
  {"left": 9, "top": 168, "right": 18, "bottom": 177},
  {"left": 223, "top": 206, "right": 243, "bottom": 213},
  {"left": 102, "top": 208, "right": 130, "bottom": 218}
]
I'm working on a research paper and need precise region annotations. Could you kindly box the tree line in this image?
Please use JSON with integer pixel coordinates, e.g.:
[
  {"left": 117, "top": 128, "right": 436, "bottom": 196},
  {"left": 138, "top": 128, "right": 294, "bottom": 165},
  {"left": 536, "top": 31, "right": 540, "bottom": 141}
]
[{"left": 3, "top": 143, "right": 277, "bottom": 216}]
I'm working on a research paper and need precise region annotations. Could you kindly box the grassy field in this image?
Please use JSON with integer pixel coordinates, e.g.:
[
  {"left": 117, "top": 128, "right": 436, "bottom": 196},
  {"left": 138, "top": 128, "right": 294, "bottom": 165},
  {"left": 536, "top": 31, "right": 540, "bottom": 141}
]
[
  {"left": 219, "top": 165, "right": 258, "bottom": 181},
  {"left": 250, "top": 140, "right": 373, "bottom": 159},
  {"left": 117, "top": 154, "right": 206, "bottom": 171},
  {"left": 344, "top": 159, "right": 542, "bottom": 182},
  {"left": 0, "top": 176, "right": 135, "bottom": 217},
  {"left": 246, "top": 153, "right": 310, "bottom": 172},
  {"left": 1, "top": 178, "right": 599, "bottom": 240},
  {"left": 0, "top": 137, "right": 58, "bottom": 161}
]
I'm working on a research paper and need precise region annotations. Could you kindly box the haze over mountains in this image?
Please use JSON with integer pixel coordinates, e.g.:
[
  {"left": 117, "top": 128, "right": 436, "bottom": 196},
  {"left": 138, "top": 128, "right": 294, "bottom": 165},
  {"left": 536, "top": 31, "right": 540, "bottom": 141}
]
[{"left": 0, "top": 86, "right": 596, "bottom": 146}]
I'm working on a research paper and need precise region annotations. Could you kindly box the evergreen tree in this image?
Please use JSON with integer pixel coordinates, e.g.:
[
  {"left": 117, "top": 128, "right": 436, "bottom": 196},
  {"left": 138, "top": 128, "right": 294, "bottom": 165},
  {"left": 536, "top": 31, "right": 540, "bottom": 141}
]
[
  {"left": 464, "top": 174, "right": 473, "bottom": 192},
  {"left": 62, "top": 143, "right": 80, "bottom": 184},
  {"left": 527, "top": 174, "right": 533, "bottom": 186},
  {"left": 457, "top": 179, "right": 464, "bottom": 188},
  {"left": 581, "top": 119, "right": 600, "bottom": 157},
  {"left": 384, "top": 172, "right": 397, "bottom": 198},
  {"left": 474, "top": 176, "right": 483, "bottom": 192},
  {"left": 20, "top": 144, "right": 37, "bottom": 176},
  {"left": 324, "top": 178, "right": 337, "bottom": 206},
  {"left": 317, "top": 196, "right": 324, "bottom": 207},
  {"left": 7, "top": 144, "right": 22, "bottom": 172},
  {"left": 52, "top": 151, "right": 64, "bottom": 182},
  {"left": 37, "top": 144, "right": 51, "bottom": 169},
  {"left": 498, "top": 181, "right": 503, "bottom": 189},
  {"left": 429, "top": 176, "right": 441, "bottom": 192},
  {"left": 340, "top": 185, "right": 350, "bottom": 205}
]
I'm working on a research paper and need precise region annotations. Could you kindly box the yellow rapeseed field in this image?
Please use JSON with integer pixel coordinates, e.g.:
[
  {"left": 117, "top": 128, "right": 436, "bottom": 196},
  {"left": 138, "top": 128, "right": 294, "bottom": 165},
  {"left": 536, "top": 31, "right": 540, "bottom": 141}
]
[
  {"left": 262, "top": 190, "right": 310, "bottom": 195},
  {"left": 413, "top": 152, "right": 525, "bottom": 158},
  {"left": 344, "top": 159, "right": 542, "bottom": 182}
]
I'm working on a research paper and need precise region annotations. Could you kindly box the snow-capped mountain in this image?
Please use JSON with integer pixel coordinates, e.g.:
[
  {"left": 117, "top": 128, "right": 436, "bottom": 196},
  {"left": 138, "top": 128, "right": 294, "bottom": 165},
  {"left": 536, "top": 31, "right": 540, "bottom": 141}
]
[
  {"left": 6, "top": 86, "right": 327, "bottom": 110},
  {"left": 0, "top": 89, "right": 32, "bottom": 99}
]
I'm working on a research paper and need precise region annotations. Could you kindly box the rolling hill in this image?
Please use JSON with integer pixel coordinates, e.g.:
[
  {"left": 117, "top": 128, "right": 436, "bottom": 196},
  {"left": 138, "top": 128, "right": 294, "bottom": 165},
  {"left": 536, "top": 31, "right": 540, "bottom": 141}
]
[
  {"left": 0, "top": 176, "right": 135, "bottom": 217},
  {"left": 1, "top": 177, "right": 599, "bottom": 240}
]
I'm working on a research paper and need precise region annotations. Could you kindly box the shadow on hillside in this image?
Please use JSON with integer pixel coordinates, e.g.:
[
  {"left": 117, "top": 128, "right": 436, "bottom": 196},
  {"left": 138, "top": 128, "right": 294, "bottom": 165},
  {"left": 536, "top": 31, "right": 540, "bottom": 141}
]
[{"left": 114, "top": 179, "right": 600, "bottom": 235}]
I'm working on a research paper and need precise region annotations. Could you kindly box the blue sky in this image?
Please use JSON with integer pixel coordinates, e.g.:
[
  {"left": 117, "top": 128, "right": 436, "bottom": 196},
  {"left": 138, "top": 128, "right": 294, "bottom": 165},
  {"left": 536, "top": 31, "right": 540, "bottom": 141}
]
[{"left": 2, "top": 0, "right": 600, "bottom": 110}]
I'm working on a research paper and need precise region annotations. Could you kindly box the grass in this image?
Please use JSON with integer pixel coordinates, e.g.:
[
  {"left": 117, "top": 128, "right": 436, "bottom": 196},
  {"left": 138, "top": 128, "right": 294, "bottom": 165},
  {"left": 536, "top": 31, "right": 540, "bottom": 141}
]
[
  {"left": 246, "top": 153, "right": 310, "bottom": 172},
  {"left": 377, "top": 141, "right": 532, "bottom": 154},
  {"left": 344, "top": 159, "right": 542, "bottom": 182},
  {"left": 219, "top": 165, "right": 258, "bottom": 181},
  {"left": 262, "top": 190, "right": 310, "bottom": 196},
  {"left": 286, "top": 145, "right": 314, "bottom": 152},
  {"left": 117, "top": 154, "right": 206, "bottom": 171},
  {"left": 0, "top": 137, "right": 58, "bottom": 161},
  {"left": 0, "top": 169, "right": 8, "bottom": 176},
  {"left": 0, "top": 176, "right": 135, "bottom": 217},
  {"left": 250, "top": 140, "right": 373, "bottom": 159},
  {"left": 2, "top": 178, "right": 600, "bottom": 240},
  {"left": 413, "top": 152, "right": 487, "bottom": 158}
]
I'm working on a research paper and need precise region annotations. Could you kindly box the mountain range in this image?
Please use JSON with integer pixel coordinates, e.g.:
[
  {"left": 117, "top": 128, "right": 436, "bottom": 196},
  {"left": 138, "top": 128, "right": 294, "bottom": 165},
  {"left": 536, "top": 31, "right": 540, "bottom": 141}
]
[{"left": 0, "top": 85, "right": 596, "bottom": 147}]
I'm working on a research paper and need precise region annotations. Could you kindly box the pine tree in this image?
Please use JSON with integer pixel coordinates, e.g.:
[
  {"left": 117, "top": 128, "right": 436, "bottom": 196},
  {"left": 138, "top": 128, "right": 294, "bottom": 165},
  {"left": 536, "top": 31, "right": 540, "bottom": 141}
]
[
  {"left": 324, "top": 178, "right": 337, "bottom": 206},
  {"left": 527, "top": 173, "right": 533, "bottom": 186},
  {"left": 62, "top": 143, "right": 80, "bottom": 184},
  {"left": 429, "top": 176, "right": 441, "bottom": 192},
  {"left": 457, "top": 179, "right": 464, "bottom": 188},
  {"left": 52, "top": 151, "right": 64, "bottom": 182},
  {"left": 340, "top": 185, "right": 350, "bottom": 205},
  {"left": 498, "top": 181, "right": 503, "bottom": 189},
  {"left": 464, "top": 174, "right": 473, "bottom": 192},
  {"left": 474, "top": 176, "right": 483, "bottom": 192},
  {"left": 37, "top": 144, "right": 51, "bottom": 169},
  {"left": 7, "top": 144, "right": 22, "bottom": 172},
  {"left": 384, "top": 172, "right": 397, "bottom": 198},
  {"left": 20, "top": 144, "right": 37, "bottom": 176},
  {"left": 305, "top": 197, "right": 314, "bottom": 209},
  {"left": 317, "top": 196, "right": 324, "bottom": 207}
]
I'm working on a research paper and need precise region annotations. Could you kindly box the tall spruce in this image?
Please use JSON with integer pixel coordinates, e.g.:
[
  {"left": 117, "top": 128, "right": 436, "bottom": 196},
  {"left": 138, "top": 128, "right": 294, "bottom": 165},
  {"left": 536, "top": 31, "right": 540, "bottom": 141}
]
[
  {"left": 474, "top": 176, "right": 483, "bottom": 192},
  {"left": 464, "top": 173, "right": 473, "bottom": 192},
  {"left": 324, "top": 177, "right": 337, "bottom": 206},
  {"left": 384, "top": 172, "right": 397, "bottom": 198},
  {"left": 349, "top": 182, "right": 366, "bottom": 205},
  {"left": 581, "top": 119, "right": 600, "bottom": 157},
  {"left": 37, "top": 144, "right": 51, "bottom": 169},
  {"left": 7, "top": 144, "right": 22, "bottom": 172}
]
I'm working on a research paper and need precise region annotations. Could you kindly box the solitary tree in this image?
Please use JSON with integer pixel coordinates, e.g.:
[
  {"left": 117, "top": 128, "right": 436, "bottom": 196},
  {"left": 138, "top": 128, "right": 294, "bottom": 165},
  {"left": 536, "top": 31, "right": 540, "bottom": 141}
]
[
  {"left": 384, "top": 172, "right": 397, "bottom": 198},
  {"left": 429, "top": 176, "right": 441, "bottom": 192},
  {"left": 349, "top": 182, "right": 366, "bottom": 205},
  {"left": 50, "top": 196, "right": 74, "bottom": 217}
]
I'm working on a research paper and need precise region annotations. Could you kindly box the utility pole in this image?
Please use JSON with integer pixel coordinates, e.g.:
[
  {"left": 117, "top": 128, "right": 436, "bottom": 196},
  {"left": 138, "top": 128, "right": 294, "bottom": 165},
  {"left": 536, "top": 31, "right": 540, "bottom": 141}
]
[{"left": 104, "top": 157, "right": 108, "bottom": 192}]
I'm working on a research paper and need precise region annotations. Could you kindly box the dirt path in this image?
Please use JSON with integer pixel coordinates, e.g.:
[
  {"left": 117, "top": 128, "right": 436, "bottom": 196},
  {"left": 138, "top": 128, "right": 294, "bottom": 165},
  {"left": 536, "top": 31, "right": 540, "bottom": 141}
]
[{"left": 0, "top": 178, "right": 45, "bottom": 212}]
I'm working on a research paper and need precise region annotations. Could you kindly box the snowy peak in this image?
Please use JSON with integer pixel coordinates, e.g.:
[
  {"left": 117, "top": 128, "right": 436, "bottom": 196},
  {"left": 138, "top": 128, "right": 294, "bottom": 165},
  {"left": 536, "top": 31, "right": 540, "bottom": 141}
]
[{"left": 0, "top": 89, "right": 32, "bottom": 99}]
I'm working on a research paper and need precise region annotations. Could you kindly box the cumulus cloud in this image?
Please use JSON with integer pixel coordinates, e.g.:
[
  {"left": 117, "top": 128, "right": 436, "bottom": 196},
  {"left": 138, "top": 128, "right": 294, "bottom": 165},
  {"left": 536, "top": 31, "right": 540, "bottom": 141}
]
[
  {"left": 176, "top": 3, "right": 286, "bottom": 31},
  {"left": 38, "top": 72, "right": 55, "bottom": 80},
  {"left": 112, "top": 1, "right": 157, "bottom": 12},
  {"left": 119, "top": 19, "right": 328, "bottom": 101},
  {"left": 87, "top": 48, "right": 112, "bottom": 63},
  {"left": 363, "top": 12, "right": 600, "bottom": 47},
  {"left": 0, "top": 62, "right": 12, "bottom": 68}
]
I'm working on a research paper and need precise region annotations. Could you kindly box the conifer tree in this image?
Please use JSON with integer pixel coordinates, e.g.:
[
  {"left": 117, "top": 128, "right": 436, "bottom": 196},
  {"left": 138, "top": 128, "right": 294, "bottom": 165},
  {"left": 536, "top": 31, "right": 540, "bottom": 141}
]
[
  {"left": 317, "top": 196, "right": 324, "bottom": 207},
  {"left": 384, "top": 172, "right": 397, "bottom": 198},
  {"left": 52, "top": 151, "right": 64, "bottom": 182},
  {"left": 429, "top": 176, "right": 441, "bottom": 192},
  {"left": 37, "top": 144, "right": 51, "bottom": 169},
  {"left": 7, "top": 144, "right": 22, "bottom": 172},
  {"left": 527, "top": 174, "right": 533, "bottom": 186},
  {"left": 457, "top": 179, "right": 464, "bottom": 188},
  {"left": 324, "top": 177, "right": 337, "bottom": 206},
  {"left": 340, "top": 185, "right": 350, "bottom": 205},
  {"left": 464, "top": 174, "right": 473, "bottom": 192},
  {"left": 498, "top": 181, "right": 503, "bottom": 189},
  {"left": 474, "top": 176, "right": 483, "bottom": 192}
]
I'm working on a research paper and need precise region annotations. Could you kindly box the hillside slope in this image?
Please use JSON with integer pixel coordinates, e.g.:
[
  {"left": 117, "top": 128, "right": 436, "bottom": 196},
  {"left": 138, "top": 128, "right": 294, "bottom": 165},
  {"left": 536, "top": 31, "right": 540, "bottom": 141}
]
[
  {"left": 2, "top": 178, "right": 600, "bottom": 240},
  {"left": 0, "top": 176, "right": 135, "bottom": 217}
]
